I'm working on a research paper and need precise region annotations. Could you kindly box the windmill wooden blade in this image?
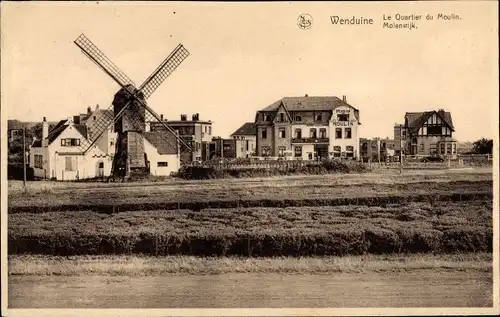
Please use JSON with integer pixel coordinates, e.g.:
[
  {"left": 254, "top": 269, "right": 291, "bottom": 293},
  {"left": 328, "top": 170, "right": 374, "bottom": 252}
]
[
  {"left": 127, "top": 99, "right": 192, "bottom": 152},
  {"left": 77, "top": 101, "right": 133, "bottom": 154},
  {"left": 74, "top": 34, "right": 136, "bottom": 89},
  {"left": 138, "top": 44, "right": 190, "bottom": 100}
]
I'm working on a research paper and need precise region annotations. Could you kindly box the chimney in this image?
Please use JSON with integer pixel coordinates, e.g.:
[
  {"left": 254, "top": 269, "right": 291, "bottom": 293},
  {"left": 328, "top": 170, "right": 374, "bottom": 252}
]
[
  {"left": 438, "top": 108, "right": 445, "bottom": 114},
  {"left": 160, "top": 114, "right": 164, "bottom": 121},
  {"left": 305, "top": 94, "right": 308, "bottom": 97},
  {"left": 42, "top": 117, "right": 48, "bottom": 140},
  {"left": 87, "top": 106, "right": 92, "bottom": 115},
  {"left": 342, "top": 95, "right": 347, "bottom": 102},
  {"left": 181, "top": 114, "right": 187, "bottom": 121},
  {"left": 73, "top": 116, "right": 81, "bottom": 125},
  {"left": 192, "top": 113, "right": 199, "bottom": 121},
  {"left": 95, "top": 104, "right": 100, "bottom": 111}
]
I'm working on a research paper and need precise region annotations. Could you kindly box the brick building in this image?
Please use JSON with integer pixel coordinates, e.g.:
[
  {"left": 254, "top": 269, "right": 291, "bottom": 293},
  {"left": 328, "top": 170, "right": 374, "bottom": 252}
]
[
  {"left": 151, "top": 113, "right": 213, "bottom": 163},
  {"left": 230, "top": 122, "right": 257, "bottom": 158},
  {"left": 395, "top": 109, "right": 457, "bottom": 158},
  {"left": 359, "top": 138, "right": 396, "bottom": 162},
  {"left": 255, "top": 95, "right": 361, "bottom": 160}
]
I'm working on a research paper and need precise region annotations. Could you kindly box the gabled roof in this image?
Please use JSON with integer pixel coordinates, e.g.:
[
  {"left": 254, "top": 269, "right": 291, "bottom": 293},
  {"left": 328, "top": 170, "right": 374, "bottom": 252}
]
[
  {"left": 144, "top": 131, "right": 178, "bottom": 155},
  {"left": 405, "top": 111, "right": 454, "bottom": 132},
  {"left": 231, "top": 122, "right": 256, "bottom": 136},
  {"left": 260, "top": 96, "right": 359, "bottom": 112},
  {"left": 31, "top": 120, "right": 89, "bottom": 148},
  {"left": 257, "top": 96, "right": 360, "bottom": 122}
]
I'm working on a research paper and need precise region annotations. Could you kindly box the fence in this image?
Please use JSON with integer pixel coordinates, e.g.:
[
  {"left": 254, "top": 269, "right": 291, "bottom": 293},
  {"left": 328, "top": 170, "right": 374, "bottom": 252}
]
[{"left": 184, "top": 155, "right": 492, "bottom": 171}]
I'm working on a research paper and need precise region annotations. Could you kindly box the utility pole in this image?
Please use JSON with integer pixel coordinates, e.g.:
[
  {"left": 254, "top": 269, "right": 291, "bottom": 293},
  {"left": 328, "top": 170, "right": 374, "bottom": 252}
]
[{"left": 22, "top": 126, "right": 27, "bottom": 190}]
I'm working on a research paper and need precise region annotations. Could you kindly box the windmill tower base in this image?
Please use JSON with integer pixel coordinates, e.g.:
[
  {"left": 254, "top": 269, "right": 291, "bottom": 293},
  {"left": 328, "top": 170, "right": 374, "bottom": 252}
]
[{"left": 109, "top": 132, "right": 150, "bottom": 181}]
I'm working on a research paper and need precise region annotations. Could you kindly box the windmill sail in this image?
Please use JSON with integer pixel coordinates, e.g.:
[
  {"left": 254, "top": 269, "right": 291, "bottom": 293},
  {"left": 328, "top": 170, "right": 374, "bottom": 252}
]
[
  {"left": 139, "top": 44, "right": 190, "bottom": 100},
  {"left": 74, "top": 34, "right": 136, "bottom": 88}
]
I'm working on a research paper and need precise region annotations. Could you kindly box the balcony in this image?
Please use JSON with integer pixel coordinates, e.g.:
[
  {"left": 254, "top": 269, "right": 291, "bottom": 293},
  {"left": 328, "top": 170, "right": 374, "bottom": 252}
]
[{"left": 292, "top": 137, "right": 329, "bottom": 144}]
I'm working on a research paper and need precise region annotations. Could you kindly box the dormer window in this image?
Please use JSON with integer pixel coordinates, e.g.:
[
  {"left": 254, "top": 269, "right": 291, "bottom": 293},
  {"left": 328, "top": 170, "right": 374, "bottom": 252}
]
[
  {"left": 279, "top": 113, "right": 285, "bottom": 122},
  {"left": 337, "top": 114, "right": 349, "bottom": 121},
  {"left": 316, "top": 114, "right": 323, "bottom": 122},
  {"left": 263, "top": 113, "right": 271, "bottom": 122},
  {"left": 61, "top": 138, "right": 80, "bottom": 146}
]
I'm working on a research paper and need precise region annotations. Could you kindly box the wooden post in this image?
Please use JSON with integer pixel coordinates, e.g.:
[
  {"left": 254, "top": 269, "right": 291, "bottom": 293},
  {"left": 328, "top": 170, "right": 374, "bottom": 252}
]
[
  {"left": 399, "top": 125, "right": 403, "bottom": 174},
  {"left": 22, "top": 127, "right": 27, "bottom": 191}
]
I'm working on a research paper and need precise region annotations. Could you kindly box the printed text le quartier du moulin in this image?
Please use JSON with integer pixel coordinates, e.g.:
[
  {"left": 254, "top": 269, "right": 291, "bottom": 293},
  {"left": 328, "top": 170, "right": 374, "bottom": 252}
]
[{"left": 330, "top": 14, "right": 424, "bottom": 30}]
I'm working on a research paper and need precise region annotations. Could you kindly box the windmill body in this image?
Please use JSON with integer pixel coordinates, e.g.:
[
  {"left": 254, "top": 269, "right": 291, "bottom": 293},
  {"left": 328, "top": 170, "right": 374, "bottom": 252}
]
[
  {"left": 73, "top": 34, "right": 191, "bottom": 180},
  {"left": 112, "top": 85, "right": 148, "bottom": 177}
]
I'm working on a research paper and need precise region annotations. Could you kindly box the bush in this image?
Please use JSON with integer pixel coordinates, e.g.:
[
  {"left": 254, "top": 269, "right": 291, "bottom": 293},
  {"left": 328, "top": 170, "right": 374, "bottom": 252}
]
[
  {"left": 178, "top": 159, "right": 369, "bottom": 180},
  {"left": 9, "top": 226, "right": 492, "bottom": 256}
]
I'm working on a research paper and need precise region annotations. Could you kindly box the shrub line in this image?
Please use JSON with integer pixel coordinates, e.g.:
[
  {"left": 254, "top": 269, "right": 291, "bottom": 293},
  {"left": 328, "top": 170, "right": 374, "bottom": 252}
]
[{"left": 8, "top": 191, "right": 492, "bottom": 214}]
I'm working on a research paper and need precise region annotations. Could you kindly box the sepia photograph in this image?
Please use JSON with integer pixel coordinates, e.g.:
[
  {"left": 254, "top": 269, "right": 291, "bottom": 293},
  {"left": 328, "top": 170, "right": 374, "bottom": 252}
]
[{"left": 1, "top": 1, "right": 498, "bottom": 316}]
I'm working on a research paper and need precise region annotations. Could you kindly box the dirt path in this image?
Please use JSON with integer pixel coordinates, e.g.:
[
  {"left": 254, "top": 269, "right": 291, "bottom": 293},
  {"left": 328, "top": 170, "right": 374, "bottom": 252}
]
[{"left": 9, "top": 270, "right": 492, "bottom": 308}]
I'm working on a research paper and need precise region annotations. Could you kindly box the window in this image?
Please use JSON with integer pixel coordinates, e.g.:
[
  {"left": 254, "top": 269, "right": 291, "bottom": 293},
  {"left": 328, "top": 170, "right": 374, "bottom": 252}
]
[
  {"left": 98, "top": 162, "right": 104, "bottom": 168},
  {"left": 264, "top": 114, "right": 271, "bottom": 122},
  {"left": 61, "top": 138, "right": 80, "bottom": 146},
  {"left": 279, "top": 127, "right": 286, "bottom": 138},
  {"left": 440, "top": 143, "right": 445, "bottom": 154},
  {"left": 337, "top": 114, "right": 349, "bottom": 122},
  {"left": 208, "top": 126, "right": 212, "bottom": 135},
  {"left": 246, "top": 141, "right": 249, "bottom": 151},
  {"left": 452, "top": 143, "right": 456, "bottom": 154},
  {"left": 427, "top": 126, "right": 442, "bottom": 136},
  {"left": 110, "top": 141, "right": 114, "bottom": 147},
  {"left": 345, "top": 146, "right": 354, "bottom": 157},
  {"left": 335, "top": 128, "right": 342, "bottom": 139},
  {"left": 333, "top": 146, "right": 341, "bottom": 157},
  {"left": 319, "top": 128, "right": 327, "bottom": 138},
  {"left": 261, "top": 146, "right": 271, "bottom": 157},
  {"left": 261, "top": 129, "right": 267, "bottom": 139},
  {"left": 65, "top": 156, "right": 75, "bottom": 171},
  {"left": 157, "top": 162, "right": 169, "bottom": 167},
  {"left": 295, "top": 115, "right": 302, "bottom": 122},
  {"left": 345, "top": 128, "right": 352, "bottom": 139},
  {"left": 34, "top": 154, "right": 43, "bottom": 169},
  {"left": 430, "top": 144, "right": 437, "bottom": 155},
  {"left": 294, "top": 146, "right": 302, "bottom": 157},
  {"left": 309, "top": 128, "right": 317, "bottom": 138},
  {"left": 279, "top": 113, "right": 285, "bottom": 122},
  {"left": 447, "top": 143, "right": 452, "bottom": 154},
  {"left": 316, "top": 113, "right": 323, "bottom": 122},
  {"left": 419, "top": 144, "right": 424, "bottom": 152},
  {"left": 295, "top": 128, "right": 302, "bottom": 139},
  {"left": 278, "top": 146, "right": 286, "bottom": 157}
]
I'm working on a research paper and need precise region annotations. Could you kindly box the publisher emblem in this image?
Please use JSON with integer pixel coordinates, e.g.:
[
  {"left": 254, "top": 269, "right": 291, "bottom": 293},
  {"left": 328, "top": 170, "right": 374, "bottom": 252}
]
[{"left": 297, "top": 14, "right": 313, "bottom": 30}]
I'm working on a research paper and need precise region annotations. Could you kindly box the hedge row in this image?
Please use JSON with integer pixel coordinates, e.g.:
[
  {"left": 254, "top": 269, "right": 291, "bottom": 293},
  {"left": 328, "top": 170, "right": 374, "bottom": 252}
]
[
  {"left": 178, "top": 160, "right": 369, "bottom": 180},
  {"left": 9, "top": 191, "right": 492, "bottom": 214},
  {"left": 9, "top": 226, "right": 492, "bottom": 256}
]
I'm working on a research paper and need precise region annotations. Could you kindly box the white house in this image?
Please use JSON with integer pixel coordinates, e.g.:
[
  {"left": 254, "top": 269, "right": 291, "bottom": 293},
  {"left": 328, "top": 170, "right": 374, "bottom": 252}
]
[{"left": 30, "top": 105, "right": 181, "bottom": 180}]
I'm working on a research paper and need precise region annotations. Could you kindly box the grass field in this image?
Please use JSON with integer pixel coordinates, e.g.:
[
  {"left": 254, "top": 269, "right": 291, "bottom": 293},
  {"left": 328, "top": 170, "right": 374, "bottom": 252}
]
[
  {"left": 9, "top": 253, "right": 491, "bottom": 276},
  {"left": 7, "top": 169, "right": 493, "bottom": 257}
]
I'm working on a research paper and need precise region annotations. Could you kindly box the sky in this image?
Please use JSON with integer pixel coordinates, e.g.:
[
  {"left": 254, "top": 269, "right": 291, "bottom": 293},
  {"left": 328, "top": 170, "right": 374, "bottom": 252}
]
[{"left": 1, "top": 1, "right": 498, "bottom": 142}]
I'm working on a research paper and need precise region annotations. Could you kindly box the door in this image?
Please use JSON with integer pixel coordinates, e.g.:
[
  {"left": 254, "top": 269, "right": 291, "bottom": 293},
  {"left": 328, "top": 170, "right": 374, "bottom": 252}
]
[{"left": 97, "top": 161, "right": 104, "bottom": 177}]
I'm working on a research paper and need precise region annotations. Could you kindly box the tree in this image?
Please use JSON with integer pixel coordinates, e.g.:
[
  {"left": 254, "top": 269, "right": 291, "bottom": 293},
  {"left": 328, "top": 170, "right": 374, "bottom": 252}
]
[
  {"left": 472, "top": 138, "right": 493, "bottom": 154},
  {"left": 8, "top": 123, "right": 43, "bottom": 165}
]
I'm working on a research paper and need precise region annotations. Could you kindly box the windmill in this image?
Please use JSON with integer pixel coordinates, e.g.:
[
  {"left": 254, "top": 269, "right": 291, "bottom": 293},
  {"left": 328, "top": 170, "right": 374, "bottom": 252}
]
[{"left": 73, "top": 33, "right": 191, "bottom": 180}]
